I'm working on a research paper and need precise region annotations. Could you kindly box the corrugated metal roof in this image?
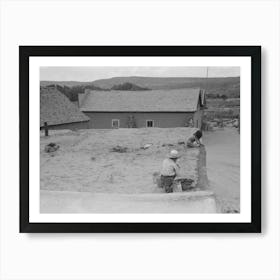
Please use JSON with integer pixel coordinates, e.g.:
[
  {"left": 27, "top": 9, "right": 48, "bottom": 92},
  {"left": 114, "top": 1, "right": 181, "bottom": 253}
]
[
  {"left": 80, "top": 88, "right": 203, "bottom": 112},
  {"left": 40, "top": 87, "right": 89, "bottom": 127}
]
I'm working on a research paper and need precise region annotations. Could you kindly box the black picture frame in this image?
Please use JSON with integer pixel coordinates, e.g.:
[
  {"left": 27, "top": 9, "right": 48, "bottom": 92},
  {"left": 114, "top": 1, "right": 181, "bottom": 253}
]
[{"left": 20, "top": 46, "right": 261, "bottom": 233}]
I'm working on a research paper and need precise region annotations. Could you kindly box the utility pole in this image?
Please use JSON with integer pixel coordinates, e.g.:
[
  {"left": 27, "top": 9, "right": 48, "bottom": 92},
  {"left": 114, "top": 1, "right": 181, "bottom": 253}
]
[
  {"left": 205, "top": 66, "right": 209, "bottom": 90},
  {"left": 202, "top": 67, "right": 209, "bottom": 131}
]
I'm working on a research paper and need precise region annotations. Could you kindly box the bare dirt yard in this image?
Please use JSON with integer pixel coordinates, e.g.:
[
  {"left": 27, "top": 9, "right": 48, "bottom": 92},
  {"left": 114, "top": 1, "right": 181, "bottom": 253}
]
[
  {"left": 204, "top": 128, "right": 240, "bottom": 213},
  {"left": 40, "top": 128, "right": 201, "bottom": 194},
  {"left": 40, "top": 128, "right": 217, "bottom": 213}
]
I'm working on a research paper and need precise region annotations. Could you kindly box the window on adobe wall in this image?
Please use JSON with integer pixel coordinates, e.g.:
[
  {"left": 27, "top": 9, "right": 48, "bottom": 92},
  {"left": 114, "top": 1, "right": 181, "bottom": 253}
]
[
  {"left": 146, "top": 120, "right": 154, "bottom": 127},
  {"left": 112, "top": 119, "right": 120, "bottom": 129}
]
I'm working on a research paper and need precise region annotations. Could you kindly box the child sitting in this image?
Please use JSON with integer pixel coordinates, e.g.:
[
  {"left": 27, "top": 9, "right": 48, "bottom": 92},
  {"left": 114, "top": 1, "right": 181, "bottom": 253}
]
[{"left": 186, "top": 129, "right": 203, "bottom": 147}]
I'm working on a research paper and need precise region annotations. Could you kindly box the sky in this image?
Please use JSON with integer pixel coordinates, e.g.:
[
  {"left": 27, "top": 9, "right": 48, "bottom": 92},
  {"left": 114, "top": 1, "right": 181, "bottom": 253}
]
[{"left": 40, "top": 66, "right": 240, "bottom": 81}]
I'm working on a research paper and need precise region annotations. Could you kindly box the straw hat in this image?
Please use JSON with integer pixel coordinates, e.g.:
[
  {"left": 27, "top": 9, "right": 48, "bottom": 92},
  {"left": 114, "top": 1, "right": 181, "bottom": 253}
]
[{"left": 169, "top": 149, "right": 180, "bottom": 159}]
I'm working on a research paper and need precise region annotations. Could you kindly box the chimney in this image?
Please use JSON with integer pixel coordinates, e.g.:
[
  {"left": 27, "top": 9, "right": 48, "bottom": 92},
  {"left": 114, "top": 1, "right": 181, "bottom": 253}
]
[{"left": 78, "top": 88, "right": 91, "bottom": 108}]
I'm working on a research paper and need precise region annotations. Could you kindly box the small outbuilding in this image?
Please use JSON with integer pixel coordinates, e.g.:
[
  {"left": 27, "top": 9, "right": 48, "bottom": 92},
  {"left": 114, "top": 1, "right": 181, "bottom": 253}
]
[
  {"left": 78, "top": 88, "right": 206, "bottom": 129},
  {"left": 40, "top": 87, "right": 90, "bottom": 130}
]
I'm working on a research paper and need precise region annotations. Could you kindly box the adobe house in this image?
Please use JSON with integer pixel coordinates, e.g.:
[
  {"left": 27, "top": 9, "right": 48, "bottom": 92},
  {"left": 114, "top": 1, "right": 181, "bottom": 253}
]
[
  {"left": 78, "top": 88, "right": 206, "bottom": 129},
  {"left": 40, "top": 87, "right": 90, "bottom": 130}
]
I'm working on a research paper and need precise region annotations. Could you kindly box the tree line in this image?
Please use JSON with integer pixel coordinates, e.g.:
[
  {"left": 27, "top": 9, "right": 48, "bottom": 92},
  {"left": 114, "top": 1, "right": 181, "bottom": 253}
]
[{"left": 44, "top": 82, "right": 150, "bottom": 101}]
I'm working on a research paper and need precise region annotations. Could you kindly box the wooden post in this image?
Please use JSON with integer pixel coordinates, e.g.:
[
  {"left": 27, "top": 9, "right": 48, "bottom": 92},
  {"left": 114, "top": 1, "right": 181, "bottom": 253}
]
[{"left": 44, "top": 122, "right": 49, "bottom": 137}]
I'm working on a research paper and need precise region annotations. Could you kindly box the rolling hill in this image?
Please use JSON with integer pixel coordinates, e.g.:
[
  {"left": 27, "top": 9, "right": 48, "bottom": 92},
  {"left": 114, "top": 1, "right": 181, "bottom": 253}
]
[{"left": 40, "top": 76, "right": 240, "bottom": 98}]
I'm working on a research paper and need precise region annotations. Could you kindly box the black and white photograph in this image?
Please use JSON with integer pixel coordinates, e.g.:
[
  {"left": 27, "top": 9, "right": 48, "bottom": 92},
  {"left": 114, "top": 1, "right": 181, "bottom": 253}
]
[
  {"left": 39, "top": 66, "right": 240, "bottom": 214},
  {"left": 3, "top": 1, "right": 280, "bottom": 279},
  {"left": 19, "top": 46, "right": 260, "bottom": 232}
]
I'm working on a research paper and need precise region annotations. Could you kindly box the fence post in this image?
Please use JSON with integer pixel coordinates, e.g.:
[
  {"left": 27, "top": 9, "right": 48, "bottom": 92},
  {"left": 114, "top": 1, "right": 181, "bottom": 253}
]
[{"left": 44, "top": 122, "right": 49, "bottom": 137}]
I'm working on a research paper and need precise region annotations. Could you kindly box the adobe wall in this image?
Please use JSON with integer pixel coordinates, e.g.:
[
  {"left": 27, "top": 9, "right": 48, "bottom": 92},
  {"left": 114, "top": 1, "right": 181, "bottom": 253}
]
[{"left": 84, "top": 112, "right": 197, "bottom": 129}]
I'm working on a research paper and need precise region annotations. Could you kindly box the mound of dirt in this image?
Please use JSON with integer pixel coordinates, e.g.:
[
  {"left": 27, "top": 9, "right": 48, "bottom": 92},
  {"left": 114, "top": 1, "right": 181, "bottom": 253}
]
[
  {"left": 110, "top": 145, "right": 128, "bottom": 153},
  {"left": 44, "top": 142, "right": 60, "bottom": 153}
]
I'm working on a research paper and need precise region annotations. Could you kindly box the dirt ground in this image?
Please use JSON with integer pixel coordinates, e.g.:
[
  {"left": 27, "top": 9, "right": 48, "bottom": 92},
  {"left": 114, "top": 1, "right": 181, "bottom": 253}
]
[
  {"left": 40, "top": 128, "right": 200, "bottom": 194},
  {"left": 204, "top": 128, "right": 240, "bottom": 213}
]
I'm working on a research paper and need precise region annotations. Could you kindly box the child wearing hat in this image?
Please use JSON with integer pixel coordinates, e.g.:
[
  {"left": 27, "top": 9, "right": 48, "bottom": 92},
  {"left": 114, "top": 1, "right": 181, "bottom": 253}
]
[{"left": 160, "top": 150, "right": 181, "bottom": 193}]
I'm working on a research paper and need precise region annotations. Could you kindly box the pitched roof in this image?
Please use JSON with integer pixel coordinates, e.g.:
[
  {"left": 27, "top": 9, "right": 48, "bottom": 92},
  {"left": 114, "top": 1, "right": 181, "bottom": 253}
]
[
  {"left": 79, "top": 88, "right": 204, "bottom": 112},
  {"left": 40, "top": 87, "right": 89, "bottom": 127}
]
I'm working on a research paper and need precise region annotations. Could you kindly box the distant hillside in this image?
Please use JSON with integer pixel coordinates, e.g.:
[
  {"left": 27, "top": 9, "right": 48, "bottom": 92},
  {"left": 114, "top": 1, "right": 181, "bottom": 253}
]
[
  {"left": 41, "top": 81, "right": 92, "bottom": 87},
  {"left": 93, "top": 76, "right": 240, "bottom": 98},
  {"left": 41, "top": 76, "right": 240, "bottom": 99}
]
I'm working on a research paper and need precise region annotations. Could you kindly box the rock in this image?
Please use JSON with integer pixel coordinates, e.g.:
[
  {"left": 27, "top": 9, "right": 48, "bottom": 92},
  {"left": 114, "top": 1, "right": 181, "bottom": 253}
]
[
  {"left": 111, "top": 145, "right": 128, "bottom": 153},
  {"left": 142, "top": 143, "right": 153, "bottom": 150},
  {"left": 44, "top": 143, "right": 59, "bottom": 153}
]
